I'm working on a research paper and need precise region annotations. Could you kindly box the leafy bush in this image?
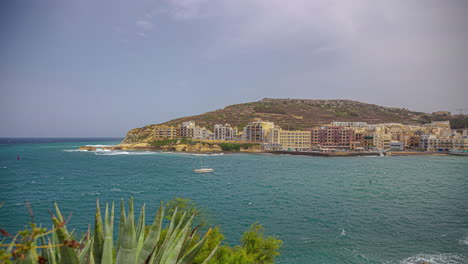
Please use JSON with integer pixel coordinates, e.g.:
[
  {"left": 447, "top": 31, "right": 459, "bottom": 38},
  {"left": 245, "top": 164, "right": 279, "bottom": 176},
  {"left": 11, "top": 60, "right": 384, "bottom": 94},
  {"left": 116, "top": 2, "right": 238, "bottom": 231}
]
[
  {"left": 219, "top": 143, "right": 259, "bottom": 151},
  {"left": 151, "top": 138, "right": 197, "bottom": 147}
]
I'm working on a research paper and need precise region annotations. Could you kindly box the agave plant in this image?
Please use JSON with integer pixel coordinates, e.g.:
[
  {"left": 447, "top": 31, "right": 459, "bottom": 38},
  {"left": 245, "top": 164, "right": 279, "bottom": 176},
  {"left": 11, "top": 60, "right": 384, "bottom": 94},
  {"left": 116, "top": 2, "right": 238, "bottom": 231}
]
[{"left": 0, "top": 198, "right": 218, "bottom": 264}]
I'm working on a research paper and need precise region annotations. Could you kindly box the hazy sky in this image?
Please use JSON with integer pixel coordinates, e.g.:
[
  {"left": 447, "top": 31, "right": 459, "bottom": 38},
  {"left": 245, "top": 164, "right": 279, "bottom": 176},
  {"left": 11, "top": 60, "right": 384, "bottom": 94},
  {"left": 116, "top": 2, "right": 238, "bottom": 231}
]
[{"left": 1, "top": 0, "right": 467, "bottom": 137}]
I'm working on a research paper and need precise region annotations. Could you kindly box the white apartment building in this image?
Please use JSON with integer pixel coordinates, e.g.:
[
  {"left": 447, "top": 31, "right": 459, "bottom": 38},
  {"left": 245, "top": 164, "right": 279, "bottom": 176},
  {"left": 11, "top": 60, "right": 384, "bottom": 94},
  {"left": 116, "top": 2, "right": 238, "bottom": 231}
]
[
  {"left": 331, "top": 121, "right": 368, "bottom": 128},
  {"left": 214, "top": 124, "right": 238, "bottom": 141}
]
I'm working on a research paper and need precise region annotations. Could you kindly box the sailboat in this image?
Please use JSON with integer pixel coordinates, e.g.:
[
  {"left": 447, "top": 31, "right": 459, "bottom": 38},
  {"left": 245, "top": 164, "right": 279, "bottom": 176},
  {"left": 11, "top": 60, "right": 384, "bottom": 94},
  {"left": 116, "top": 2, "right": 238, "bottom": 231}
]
[{"left": 193, "top": 155, "right": 214, "bottom": 173}]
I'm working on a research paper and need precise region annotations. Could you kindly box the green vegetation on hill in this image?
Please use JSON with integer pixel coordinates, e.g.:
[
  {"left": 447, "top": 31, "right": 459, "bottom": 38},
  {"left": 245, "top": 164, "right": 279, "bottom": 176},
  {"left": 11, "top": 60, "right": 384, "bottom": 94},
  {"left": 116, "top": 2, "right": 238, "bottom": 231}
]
[
  {"left": 0, "top": 198, "right": 282, "bottom": 264},
  {"left": 219, "top": 143, "right": 260, "bottom": 151}
]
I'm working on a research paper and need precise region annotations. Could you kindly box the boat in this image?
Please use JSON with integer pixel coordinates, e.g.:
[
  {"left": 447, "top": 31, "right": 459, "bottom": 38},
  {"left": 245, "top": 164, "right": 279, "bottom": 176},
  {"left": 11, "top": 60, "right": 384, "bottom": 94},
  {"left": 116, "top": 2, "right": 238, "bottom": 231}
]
[
  {"left": 193, "top": 156, "right": 214, "bottom": 173},
  {"left": 193, "top": 168, "right": 214, "bottom": 173}
]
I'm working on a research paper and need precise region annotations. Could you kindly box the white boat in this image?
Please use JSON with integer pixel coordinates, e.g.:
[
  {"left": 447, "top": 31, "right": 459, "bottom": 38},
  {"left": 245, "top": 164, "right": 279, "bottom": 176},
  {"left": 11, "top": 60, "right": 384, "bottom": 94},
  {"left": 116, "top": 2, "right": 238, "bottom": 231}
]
[
  {"left": 193, "top": 156, "right": 214, "bottom": 173},
  {"left": 193, "top": 168, "right": 214, "bottom": 173}
]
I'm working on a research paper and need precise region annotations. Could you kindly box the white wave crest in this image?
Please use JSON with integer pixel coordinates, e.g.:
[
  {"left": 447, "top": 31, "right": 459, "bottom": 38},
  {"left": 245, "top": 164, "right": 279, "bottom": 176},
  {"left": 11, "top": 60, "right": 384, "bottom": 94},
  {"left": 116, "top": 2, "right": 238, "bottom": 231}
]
[
  {"left": 95, "top": 151, "right": 158, "bottom": 155},
  {"left": 63, "top": 149, "right": 88, "bottom": 152},
  {"left": 183, "top": 153, "right": 224, "bottom": 156},
  {"left": 85, "top": 144, "right": 115, "bottom": 147},
  {"left": 400, "top": 253, "right": 468, "bottom": 264},
  {"left": 460, "top": 236, "right": 468, "bottom": 246}
]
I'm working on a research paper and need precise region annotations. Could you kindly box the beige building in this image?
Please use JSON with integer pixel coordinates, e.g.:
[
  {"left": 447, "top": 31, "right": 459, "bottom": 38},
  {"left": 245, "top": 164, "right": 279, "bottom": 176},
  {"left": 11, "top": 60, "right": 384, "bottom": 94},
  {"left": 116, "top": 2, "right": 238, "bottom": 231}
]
[
  {"left": 269, "top": 129, "right": 311, "bottom": 151},
  {"left": 153, "top": 125, "right": 178, "bottom": 140}
]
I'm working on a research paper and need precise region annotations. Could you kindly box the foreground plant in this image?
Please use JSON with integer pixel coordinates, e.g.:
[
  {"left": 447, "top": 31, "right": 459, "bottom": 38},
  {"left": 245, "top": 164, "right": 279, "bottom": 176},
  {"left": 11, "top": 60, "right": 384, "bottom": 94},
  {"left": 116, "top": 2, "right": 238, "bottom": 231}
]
[
  {"left": 0, "top": 198, "right": 217, "bottom": 264},
  {"left": 0, "top": 198, "right": 282, "bottom": 264}
]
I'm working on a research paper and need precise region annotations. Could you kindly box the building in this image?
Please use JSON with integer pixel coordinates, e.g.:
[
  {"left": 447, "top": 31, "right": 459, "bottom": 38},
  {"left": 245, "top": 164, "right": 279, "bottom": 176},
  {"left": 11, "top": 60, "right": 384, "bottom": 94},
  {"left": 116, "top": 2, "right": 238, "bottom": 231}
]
[
  {"left": 179, "top": 121, "right": 196, "bottom": 138},
  {"left": 193, "top": 126, "right": 212, "bottom": 140},
  {"left": 389, "top": 141, "right": 404, "bottom": 151},
  {"left": 214, "top": 124, "right": 238, "bottom": 141},
  {"left": 420, "top": 133, "right": 468, "bottom": 152},
  {"left": 243, "top": 120, "right": 276, "bottom": 142},
  {"left": 269, "top": 128, "right": 311, "bottom": 151},
  {"left": 373, "top": 133, "right": 392, "bottom": 150},
  {"left": 309, "top": 126, "right": 354, "bottom": 149},
  {"left": 331, "top": 121, "right": 368, "bottom": 128},
  {"left": 153, "top": 125, "right": 178, "bottom": 140}
]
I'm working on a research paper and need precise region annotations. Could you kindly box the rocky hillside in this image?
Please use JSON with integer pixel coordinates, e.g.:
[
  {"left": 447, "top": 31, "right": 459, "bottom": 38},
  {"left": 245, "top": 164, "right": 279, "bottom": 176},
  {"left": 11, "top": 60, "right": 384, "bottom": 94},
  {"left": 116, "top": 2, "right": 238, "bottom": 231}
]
[
  {"left": 122, "top": 98, "right": 461, "bottom": 144},
  {"left": 163, "top": 98, "right": 429, "bottom": 129}
]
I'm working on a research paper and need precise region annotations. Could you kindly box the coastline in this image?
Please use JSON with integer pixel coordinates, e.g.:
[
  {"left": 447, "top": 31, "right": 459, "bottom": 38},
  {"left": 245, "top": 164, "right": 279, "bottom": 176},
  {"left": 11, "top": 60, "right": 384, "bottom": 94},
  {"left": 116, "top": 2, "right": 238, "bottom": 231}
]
[{"left": 78, "top": 144, "right": 461, "bottom": 157}]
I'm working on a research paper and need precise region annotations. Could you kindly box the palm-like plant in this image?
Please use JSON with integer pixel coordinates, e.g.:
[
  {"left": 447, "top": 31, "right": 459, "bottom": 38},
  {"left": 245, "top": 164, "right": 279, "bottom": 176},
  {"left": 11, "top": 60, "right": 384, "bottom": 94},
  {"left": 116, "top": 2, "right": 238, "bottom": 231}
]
[{"left": 0, "top": 198, "right": 218, "bottom": 264}]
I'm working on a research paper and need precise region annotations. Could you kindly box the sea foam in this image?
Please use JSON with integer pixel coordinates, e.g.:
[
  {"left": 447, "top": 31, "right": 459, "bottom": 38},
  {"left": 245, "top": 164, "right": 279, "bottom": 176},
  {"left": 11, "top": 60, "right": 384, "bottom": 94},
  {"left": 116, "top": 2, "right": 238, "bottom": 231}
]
[{"left": 400, "top": 253, "right": 468, "bottom": 264}]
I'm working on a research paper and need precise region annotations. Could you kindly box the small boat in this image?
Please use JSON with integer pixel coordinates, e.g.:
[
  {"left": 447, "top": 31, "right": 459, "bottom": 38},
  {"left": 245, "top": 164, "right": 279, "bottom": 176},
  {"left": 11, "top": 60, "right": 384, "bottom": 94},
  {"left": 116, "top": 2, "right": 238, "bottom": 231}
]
[
  {"left": 193, "top": 168, "right": 214, "bottom": 173},
  {"left": 193, "top": 156, "right": 214, "bottom": 173}
]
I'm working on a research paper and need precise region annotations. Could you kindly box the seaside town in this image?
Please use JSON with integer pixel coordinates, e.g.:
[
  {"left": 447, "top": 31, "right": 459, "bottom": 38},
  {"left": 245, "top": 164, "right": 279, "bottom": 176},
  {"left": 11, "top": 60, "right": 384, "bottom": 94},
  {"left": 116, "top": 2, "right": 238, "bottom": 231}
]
[{"left": 149, "top": 119, "right": 468, "bottom": 154}]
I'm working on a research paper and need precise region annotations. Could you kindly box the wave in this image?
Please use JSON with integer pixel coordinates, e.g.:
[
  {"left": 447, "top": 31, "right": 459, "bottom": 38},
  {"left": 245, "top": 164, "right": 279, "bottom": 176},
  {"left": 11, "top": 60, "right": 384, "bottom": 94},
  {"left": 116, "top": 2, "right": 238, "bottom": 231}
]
[
  {"left": 94, "top": 151, "right": 225, "bottom": 156},
  {"left": 459, "top": 236, "right": 468, "bottom": 246},
  {"left": 400, "top": 253, "right": 468, "bottom": 264},
  {"left": 94, "top": 151, "right": 159, "bottom": 156},
  {"left": 179, "top": 152, "right": 225, "bottom": 157},
  {"left": 63, "top": 149, "right": 89, "bottom": 152},
  {"left": 84, "top": 144, "right": 116, "bottom": 147}
]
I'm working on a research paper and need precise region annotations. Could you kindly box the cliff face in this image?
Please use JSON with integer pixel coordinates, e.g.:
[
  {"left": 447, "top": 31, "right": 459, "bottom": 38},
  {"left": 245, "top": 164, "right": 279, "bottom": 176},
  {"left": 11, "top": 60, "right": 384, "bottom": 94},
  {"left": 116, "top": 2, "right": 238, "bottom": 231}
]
[
  {"left": 121, "top": 126, "right": 156, "bottom": 144},
  {"left": 121, "top": 98, "right": 457, "bottom": 144},
  {"left": 159, "top": 142, "right": 222, "bottom": 152}
]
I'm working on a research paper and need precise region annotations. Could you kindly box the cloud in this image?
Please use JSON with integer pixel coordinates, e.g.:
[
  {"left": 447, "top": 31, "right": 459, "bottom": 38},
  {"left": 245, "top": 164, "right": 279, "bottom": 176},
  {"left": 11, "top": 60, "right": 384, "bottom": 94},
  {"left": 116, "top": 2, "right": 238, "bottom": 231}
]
[
  {"left": 136, "top": 13, "right": 155, "bottom": 37},
  {"left": 163, "top": 0, "right": 210, "bottom": 20},
  {"left": 156, "top": 0, "right": 468, "bottom": 110}
]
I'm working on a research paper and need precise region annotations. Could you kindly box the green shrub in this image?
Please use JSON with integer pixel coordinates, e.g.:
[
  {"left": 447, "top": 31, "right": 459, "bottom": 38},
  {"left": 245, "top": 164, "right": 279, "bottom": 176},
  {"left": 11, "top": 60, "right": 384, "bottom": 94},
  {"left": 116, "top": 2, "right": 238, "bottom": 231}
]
[{"left": 220, "top": 143, "right": 259, "bottom": 151}]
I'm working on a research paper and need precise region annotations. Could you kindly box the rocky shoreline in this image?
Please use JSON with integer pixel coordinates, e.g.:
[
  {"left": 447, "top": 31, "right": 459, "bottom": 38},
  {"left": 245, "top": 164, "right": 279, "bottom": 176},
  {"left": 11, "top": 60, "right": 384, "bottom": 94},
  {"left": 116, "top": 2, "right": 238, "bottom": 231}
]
[{"left": 79, "top": 144, "right": 456, "bottom": 157}]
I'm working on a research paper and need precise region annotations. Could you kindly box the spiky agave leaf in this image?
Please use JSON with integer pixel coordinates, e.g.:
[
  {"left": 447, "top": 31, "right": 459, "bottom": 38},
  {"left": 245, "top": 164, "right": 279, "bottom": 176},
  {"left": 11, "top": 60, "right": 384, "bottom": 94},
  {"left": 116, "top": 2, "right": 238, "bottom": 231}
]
[
  {"left": 78, "top": 238, "right": 93, "bottom": 264},
  {"left": 54, "top": 202, "right": 69, "bottom": 235},
  {"left": 47, "top": 237, "right": 58, "bottom": 264},
  {"left": 5, "top": 234, "right": 18, "bottom": 256},
  {"left": 135, "top": 203, "right": 146, "bottom": 262},
  {"left": 155, "top": 212, "right": 190, "bottom": 264},
  {"left": 151, "top": 209, "right": 185, "bottom": 264},
  {"left": 101, "top": 202, "right": 114, "bottom": 264},
  {"left": 52, "top": 216, "right": 79, "bottom": 264},
  {"left": 115, "top": 197, "right": 137, "bottom": 264},
  {"left": 147, "top": 207, "right": 180, "bottom": 264},
  {"left": 21, "top": 241, "right": 40, "bottom": 264},
  {"left": 93, "top": 199, "right": 104, "bottom": 264},
  {"left": 176, "top": 228, "right": 213, "bottom": 264},
  {"left": 136, "top": 203, "right": 164, "bottom": 264},
  {"left": 116, "top": 199, "right": 126, "bottom": 253},
  {"left": 162, "top": 214, "right": 195, "bottom": 264}
]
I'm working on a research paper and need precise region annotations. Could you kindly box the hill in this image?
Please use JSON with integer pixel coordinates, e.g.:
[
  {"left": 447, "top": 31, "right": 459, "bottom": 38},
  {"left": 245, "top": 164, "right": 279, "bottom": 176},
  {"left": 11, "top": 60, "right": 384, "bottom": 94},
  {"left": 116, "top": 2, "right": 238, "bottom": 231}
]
[{"left": 121, "top": 98, "right": 465, "bottom": 144}]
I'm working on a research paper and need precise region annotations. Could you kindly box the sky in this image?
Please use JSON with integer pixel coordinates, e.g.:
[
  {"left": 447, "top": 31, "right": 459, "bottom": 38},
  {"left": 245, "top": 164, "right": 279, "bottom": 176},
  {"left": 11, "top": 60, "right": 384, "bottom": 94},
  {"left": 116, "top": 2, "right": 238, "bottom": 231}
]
[{"left": 1, "top": 0, "right": 467, "bottom": 137}]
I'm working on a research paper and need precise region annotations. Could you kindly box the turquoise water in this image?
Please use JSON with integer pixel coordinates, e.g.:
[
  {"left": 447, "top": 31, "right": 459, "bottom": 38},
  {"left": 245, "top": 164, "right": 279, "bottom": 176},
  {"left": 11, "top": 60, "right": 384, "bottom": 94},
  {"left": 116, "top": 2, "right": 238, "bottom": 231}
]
[{"left": 1, "top": 140, "right": 467, "bottom": 264}]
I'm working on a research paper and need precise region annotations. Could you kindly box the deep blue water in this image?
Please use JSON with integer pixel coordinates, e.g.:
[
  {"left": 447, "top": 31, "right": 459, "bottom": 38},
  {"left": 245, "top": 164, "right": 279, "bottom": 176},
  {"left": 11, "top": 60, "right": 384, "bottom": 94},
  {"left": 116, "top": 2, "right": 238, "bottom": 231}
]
[{"left": 0, "top": 139, "right": 467, "bottom": 264}]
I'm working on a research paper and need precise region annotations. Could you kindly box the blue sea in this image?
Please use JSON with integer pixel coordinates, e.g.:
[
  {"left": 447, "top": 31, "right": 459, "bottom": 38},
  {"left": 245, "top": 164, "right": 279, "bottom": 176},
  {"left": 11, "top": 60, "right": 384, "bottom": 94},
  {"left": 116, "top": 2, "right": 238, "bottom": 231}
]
[{"left": 1, "top": 138, "right": 467, "bottom": 264}]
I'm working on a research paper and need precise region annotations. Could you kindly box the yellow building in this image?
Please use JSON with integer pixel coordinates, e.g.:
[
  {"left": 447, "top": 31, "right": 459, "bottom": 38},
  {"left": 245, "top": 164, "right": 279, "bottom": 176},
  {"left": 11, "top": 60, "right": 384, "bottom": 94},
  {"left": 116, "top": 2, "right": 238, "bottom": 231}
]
[
  {"left": 269, "top": 128, "right": 311, "bottom": 151},
  {"left": 153, "top": 125, "right": 178, "bottom": 140}
]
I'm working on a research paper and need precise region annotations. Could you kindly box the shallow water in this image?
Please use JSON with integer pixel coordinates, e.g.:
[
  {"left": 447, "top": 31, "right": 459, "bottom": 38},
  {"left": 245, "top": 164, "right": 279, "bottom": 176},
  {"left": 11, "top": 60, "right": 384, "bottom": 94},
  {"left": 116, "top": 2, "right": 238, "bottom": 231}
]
[{"left": 1, "top": 139, "right": 467, "bottom": 263}]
